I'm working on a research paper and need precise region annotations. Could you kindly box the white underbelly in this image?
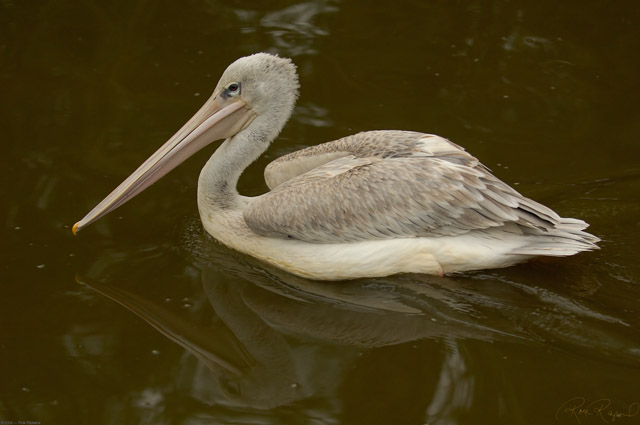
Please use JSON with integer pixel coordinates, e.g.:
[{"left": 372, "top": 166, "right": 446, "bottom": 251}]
[{"left": 199, "top": 208, "right": 530, "bottom": 280}]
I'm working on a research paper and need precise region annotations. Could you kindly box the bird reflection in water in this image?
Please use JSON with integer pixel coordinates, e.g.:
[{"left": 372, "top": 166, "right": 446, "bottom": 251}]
[{"left": 76, "top": 218, "right": 637, "bottom": 420}]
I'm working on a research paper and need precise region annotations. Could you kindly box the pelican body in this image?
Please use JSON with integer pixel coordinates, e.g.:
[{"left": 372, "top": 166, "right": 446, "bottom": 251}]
[{"left": 73, "top": 53, "right": 599, "bottom": 280}]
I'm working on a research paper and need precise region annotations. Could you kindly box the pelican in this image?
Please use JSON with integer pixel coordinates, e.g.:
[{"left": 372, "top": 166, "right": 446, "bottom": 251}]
[{"left": 73, "top": 53, "right": 599, "bottom": 280}]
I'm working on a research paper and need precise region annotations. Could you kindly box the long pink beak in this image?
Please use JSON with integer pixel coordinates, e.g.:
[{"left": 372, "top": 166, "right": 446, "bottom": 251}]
[{"left": 73, "top": 94, "right": 255, "bottom": 234}]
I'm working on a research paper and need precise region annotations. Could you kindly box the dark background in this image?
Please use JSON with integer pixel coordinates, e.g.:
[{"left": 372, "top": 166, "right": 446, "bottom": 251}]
[{"left": 2, "top": 1, "right": 639, "bottom": 424}]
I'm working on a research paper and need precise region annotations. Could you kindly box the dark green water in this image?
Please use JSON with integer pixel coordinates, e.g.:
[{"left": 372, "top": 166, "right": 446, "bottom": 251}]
[{"left": 2, "top": 1, "right": 640, "bottom": 424}]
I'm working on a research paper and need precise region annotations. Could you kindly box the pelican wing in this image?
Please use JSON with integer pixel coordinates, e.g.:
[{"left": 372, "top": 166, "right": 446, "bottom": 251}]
[{"left": 244, "top": 131, "right": 574, "bottom": 243}]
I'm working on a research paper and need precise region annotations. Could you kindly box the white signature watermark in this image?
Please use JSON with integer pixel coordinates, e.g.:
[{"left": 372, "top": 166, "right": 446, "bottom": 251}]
[{"left": 556, "top": 397, "right": 639, "bottom": 423}]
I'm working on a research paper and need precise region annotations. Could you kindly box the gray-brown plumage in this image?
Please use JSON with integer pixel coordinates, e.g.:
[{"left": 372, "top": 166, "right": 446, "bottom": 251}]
[{"left": 246, "top": 130, "right": 598, "bottom": 256}]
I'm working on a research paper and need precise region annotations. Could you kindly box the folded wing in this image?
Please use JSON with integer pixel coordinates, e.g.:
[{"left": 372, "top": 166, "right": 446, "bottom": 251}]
[{"left": 245, "top": 131, "right": 597, "bottom": 253}]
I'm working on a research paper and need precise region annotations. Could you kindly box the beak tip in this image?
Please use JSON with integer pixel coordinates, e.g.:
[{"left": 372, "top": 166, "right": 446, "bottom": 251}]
[{"left": 72, "top": 222, "right": 80, "bottom": 235}]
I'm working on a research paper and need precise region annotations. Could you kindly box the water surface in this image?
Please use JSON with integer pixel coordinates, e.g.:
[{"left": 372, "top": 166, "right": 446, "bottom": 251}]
[{"left": 2, "top": 1, "right": 639, "bottom": 424}]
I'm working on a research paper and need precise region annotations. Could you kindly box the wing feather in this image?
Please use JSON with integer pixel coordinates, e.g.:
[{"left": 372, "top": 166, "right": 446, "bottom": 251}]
[{"left": 243, "top": 131, "right": 589, "bottom": 244}]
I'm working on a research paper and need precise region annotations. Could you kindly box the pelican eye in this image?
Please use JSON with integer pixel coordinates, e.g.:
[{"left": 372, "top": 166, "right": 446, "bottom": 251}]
[{"left": 222, "top": 82, "right": 241, "bottom": 99}]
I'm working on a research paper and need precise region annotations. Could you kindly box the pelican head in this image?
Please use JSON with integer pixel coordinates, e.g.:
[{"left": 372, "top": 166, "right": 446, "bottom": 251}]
[{"left": 73, "top": 53, "right": 299, "bottom": 234}]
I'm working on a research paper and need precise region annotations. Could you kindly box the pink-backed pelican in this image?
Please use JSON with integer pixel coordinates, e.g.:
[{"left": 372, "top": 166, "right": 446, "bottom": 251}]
[{"left": 73, "top": 53, "right": 599, "bottom": 280}]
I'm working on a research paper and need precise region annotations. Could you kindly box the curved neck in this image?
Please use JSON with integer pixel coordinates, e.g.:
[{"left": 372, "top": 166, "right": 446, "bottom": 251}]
[{"left": 197, "top": 129, "right": 271, "bottom": 212}]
